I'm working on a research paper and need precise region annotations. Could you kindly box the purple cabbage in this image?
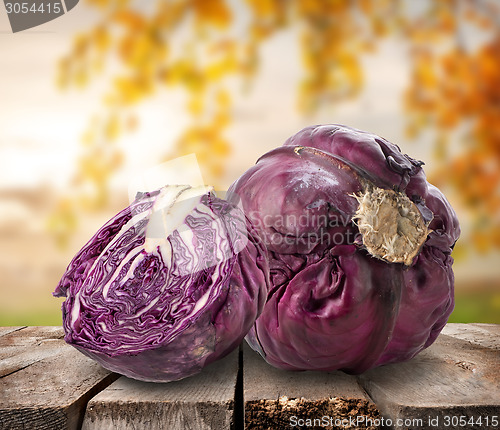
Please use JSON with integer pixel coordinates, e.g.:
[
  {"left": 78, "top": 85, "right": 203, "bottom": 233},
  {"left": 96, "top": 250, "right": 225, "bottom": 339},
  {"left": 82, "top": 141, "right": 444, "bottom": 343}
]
[
  {"left": 54, "top": 185, "right": 268, "bottom": 382},
  {"left": 227, "top": 124, "right": 460, "bottom": 373}
]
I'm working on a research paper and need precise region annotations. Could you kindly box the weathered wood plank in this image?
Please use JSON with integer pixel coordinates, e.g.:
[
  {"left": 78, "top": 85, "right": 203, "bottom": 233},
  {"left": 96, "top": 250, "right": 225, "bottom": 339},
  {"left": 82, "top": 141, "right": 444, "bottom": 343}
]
[
  {"left": 358, "top": 324, "right": 500, "bottom": 430},
  {"left": 0, "top": 326, "right": 66, "bottom": 377},
  {"left": 82, "top": 349, "right": 240, "bottom": 430},
  {"left": 1, "top": 324, "right": 499, "bottom": 429},
  {"left": 441, "top": 323, "right": 500, "bottom": 350},
  {"left": 243, "top": 343, "right": 380, "bottom": 430},
  {"left": 470, "top": 323, "right": 500, "bottom": 336},
  {"left": 0, "top": 327, "right": 118, "bottom": 430},
  {"left": 0, "top": 327, "right": 25, "bottom": 338}
]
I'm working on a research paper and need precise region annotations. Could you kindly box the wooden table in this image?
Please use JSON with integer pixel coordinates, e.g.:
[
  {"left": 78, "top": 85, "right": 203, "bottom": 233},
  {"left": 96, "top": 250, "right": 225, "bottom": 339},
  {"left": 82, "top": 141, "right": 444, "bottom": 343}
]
[{"left": 1, "top": 324, "right": 499, "bottom": 430}]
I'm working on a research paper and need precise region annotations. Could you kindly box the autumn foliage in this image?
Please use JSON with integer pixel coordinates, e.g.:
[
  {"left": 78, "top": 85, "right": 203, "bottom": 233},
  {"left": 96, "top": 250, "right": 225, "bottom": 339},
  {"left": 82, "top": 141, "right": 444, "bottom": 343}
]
[{"left": 50, "top": 0, "right": 500, "bottom": 253}]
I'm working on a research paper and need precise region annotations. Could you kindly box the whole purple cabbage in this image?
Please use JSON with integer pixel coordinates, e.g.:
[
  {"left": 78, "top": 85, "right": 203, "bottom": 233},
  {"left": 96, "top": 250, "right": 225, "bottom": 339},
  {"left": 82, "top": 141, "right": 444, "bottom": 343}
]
[
  {"left": 227, "top": 124, "right": 460, "bottom": 373},
  {"left": 53, "top": 185, "right": 268, "bottom": 382}
]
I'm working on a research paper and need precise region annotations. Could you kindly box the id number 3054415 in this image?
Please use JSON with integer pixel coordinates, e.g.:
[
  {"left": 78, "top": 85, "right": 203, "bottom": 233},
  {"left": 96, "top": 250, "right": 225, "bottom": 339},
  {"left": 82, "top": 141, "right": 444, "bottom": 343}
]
[{"left": 5, "top": 2, "right": 62, "bottom": 14}]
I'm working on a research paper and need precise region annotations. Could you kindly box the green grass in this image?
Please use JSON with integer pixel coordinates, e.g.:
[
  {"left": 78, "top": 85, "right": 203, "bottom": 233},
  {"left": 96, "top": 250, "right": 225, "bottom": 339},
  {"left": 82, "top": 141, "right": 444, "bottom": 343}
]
[
  {"left": 0, "top": 289, "right": 498, "bottom": 327},
  {"left": 0, "top": 307, "right": 62, "bottom": 327},
  {"left": 448, "top": 288, "right": 500, "bottom": 324}
]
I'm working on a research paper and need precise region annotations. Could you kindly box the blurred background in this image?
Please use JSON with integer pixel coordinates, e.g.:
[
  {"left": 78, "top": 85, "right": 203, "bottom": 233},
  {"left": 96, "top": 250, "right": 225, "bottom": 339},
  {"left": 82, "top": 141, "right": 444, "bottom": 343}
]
[{"left": 1, "top": 0, "right": 499, "bottom": 326}]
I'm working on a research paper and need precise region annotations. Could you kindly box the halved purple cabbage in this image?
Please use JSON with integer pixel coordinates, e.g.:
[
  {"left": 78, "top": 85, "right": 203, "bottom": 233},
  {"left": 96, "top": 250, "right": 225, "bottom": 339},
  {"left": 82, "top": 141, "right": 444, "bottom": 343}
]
[
  {"left": 227, "top": 124, "right": 460, "bottom": 373},
  {"left": 54, "top": 185, "right": 268, "bottom": 382}
]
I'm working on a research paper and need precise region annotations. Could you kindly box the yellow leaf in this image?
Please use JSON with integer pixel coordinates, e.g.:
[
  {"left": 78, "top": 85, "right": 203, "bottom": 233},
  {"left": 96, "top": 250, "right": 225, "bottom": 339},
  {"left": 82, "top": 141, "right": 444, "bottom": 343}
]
[
  {"left": 94, "top": 26, "right": 110, "bottom": 52},
  {"left": 105, "top": 114, "right": 120, "bottom": 141},
  {"left": 215, "top": 89, "right": 231, "bottom": 109},
  {"left": 246, "top": 0, "right": 281, "bottom": 17},
  {"left": 74, "top": 68, "right": 89, "bottom": 87},
  {"left": 187, "top": 94, "right": 204, "bottom": 115},
  {"left": 113, "top": 10, "right": 146, "bottom": 31},
  {"left": 192, "top": 0, "right": 232, "bottom": 28}
]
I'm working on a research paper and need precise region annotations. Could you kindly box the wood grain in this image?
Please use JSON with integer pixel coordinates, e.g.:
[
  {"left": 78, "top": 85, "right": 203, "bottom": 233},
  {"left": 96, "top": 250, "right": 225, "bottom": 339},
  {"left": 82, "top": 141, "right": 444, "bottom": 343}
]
[
  {"left": 441, "top": 323, "right": 500, "bottom": 350},
  {"left": 82, "top": 349, "right": 240, "bottom": 430},
  {"left": 0, "top": 327, "right": 117, "bottom": 430},
  {"left": 0, "top": 327, "right": 25, "bottom": 338},
  {"left": 0, "top": 326, "right": 66, "bottom": 377},
  {"left": 358, "top": 324, "right": 500, "bottom": 430}
]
